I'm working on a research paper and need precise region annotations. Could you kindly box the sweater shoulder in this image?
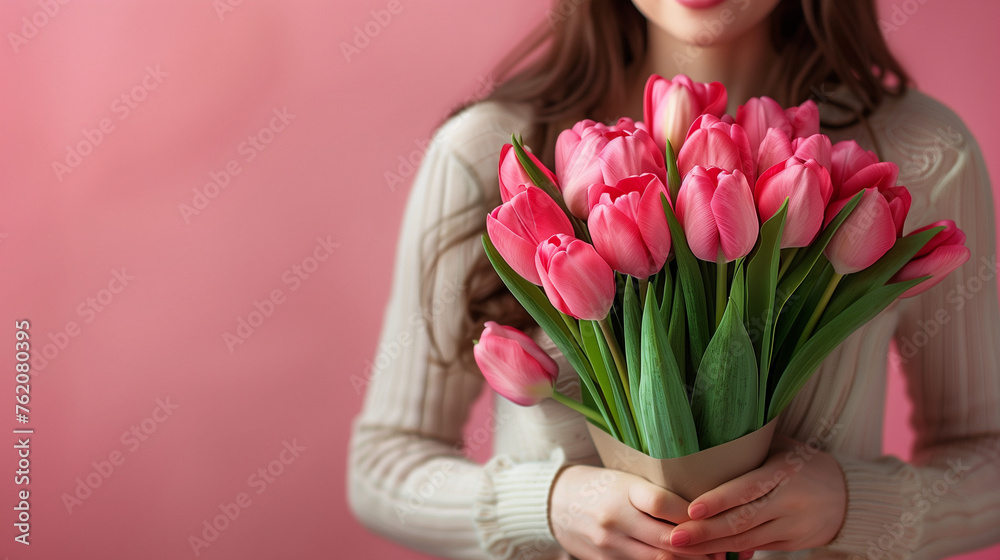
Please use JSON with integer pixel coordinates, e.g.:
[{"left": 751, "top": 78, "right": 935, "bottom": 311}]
[{"left": 430, "top": 101, "right": 534, "bottom": 188}]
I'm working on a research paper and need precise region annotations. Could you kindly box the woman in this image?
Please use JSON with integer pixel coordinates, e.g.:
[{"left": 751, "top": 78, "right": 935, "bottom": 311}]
[{"left": 348, "top": 1, "right": 1000, "bottom": 558}]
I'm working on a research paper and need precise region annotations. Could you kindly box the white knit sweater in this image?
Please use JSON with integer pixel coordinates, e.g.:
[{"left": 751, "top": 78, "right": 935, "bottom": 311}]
[{"left": 348, "top": 90, "right": 1000, "bottom": 559}]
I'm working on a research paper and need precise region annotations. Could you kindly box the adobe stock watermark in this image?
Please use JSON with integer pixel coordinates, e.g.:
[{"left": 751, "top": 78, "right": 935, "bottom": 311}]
[
  {"left": 350, "top": 277, "right": 460, "bottom": 394},
  {"left": 31, "top": 268, "right": 136, "bottom": 373},
  {"left": 394, "top": 407, "right": 512, "bottom": 525},
  {"left": 879, "top": 0, "right": 932, "bottom": 37},
  {"left": 384, "top": 74, "right": 497, "bottom": 192},
  {"left": 178, "top": 106, "right": 295, "bottom": 223},
  {"left": 892, "top": 254, "right": 999, "bottom": 367},
  {"left": 187, "top": 439, "right": 306, "bottom": 556},
  {"left": 60, "top": 397, "right": 180, "bottom": 513},
  {"left": 51, "top": 64, "right": 168, "bottom": 183},
  {"left": 211, "top": 0, "right": 244, "bottom": 22},
  {"left": 222, "top": 235, "right": 339, "bottom": 353},
  {"left": 862, "top": 458, "right": 971, "bottom": 559},
  {"left": 340, "top": 0, "right": 404, "bottom": 64},
  {"left": 7, "top": 0, "right": 71, "bottom": 54},
  {"left": 672, "top": 0, "right": 752, "bottom": 71},
  {"left": 725, "top": 419, "right": 843, "bottom": 533}
]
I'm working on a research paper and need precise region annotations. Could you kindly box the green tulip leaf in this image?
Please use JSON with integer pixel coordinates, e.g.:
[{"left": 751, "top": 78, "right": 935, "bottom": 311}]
[
  {"left": 767, "top": 276, "right": 926, "bottom": 421},
  {"left": 661, "top": 194, "right": 709, "bottom": 372},
  {"left": 745, "top": 200, "right": 786, "bottom": 426},
  {"left": 818, "top": 226, "right": 944, "bottom": 329},
  {"left": 639, "top": 281, "right": 700, "bottom": 458},
  {"left": 691, "top": 298, "right": 758, "bottom": 448},
  {"left": 592, "top": 320, "right": 640, "bottom": 450}
]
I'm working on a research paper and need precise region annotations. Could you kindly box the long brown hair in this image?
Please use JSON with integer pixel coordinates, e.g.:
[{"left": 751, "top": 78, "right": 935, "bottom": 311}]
[{"left": 424, "top": 0, "right": 909, "bottom": 369}]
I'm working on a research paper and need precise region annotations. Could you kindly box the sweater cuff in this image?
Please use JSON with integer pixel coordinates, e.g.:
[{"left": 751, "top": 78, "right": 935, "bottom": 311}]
[
  {"left": 473, "top": 448, "right": 566, "bottom": 560},
  {"left": 822, "top": 454, "right": 923, "bottom": 559}
]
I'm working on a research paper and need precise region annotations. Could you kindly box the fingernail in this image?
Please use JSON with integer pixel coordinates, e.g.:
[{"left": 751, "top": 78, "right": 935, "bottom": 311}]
[
  {"left": 670, "top": 530, "right": 691, "bottom": 547},
  {"left": 689, "top": 503, "right": 708, "bottom": 519}
]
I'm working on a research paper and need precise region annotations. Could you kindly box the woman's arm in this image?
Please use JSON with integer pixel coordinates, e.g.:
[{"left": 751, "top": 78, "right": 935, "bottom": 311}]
[
  {"left": 347, "top": 103, "right": 567, "bottom": 560},
  {"left": 827, "top": 97, "right": 1000, "bottom": 559}
]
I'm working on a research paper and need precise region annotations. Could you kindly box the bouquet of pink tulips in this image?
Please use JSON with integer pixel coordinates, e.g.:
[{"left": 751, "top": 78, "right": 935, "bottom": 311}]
[{"left": 474, "top": 74, "right": 970, "bottom": 459}]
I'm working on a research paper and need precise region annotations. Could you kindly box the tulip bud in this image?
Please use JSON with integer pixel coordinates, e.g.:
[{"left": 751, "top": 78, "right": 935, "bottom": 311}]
[
  {"left": 498, "top": 143, "right": 558, "bottom": 203},
  {"left": 785, "top": 100, "right": 820, "bottom": 138},
  {"left": 474, "top": 322, "right": 559, "bottom": 406},
  {"left": 643, "top": 74, "right": 727, "bottom": 154},
  {"left": 754, "top": 157, "right": 833, "bottom": 248},
  {"left": 824, "top": 188, "right": 900, "bottom": 275},
  {"left": 737, "top": 97, "right": 793, "bottom": 164},
  {"left": 676, "top": 166, "right": 758, "bottom": 262},
  {"left": 535, "top": 234, "right": 616, "bottom": 320},
  {"left": 830, "top": 140, "right": 899, "bottom": 198},
  {"left": 891, "top": 220, "right": 970, "bottom": 298},
  {"left": 487, "top": 186, "right": 575, "bottom": 284},
  {"left": 588, "top": 174, "right": 671, "bottom": 278},
  {"left": 677, "top": 115, "right": 755, "bottom": 183},
  {"left": 556, "top": 118, "right": 666, "bottom": 219}
]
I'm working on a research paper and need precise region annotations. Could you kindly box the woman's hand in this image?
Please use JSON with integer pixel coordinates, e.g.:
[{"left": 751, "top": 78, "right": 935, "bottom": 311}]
[
  {"left": 549, "top": 464, "right": 733, "bottom": 560},
  {"left": 666, "top": 436, "right": 848, "bottom": 556}
]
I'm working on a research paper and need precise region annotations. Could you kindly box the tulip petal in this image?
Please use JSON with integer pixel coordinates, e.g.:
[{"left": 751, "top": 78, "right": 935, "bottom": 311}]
[
  {"left": 483, "top": 321, "right": 559, "bottom": 377},
  {"left": 677, "top": 173, "right": 721, "bottom": 262},
  {"left": 474, "top": 336, "right": 554, "bottom": 406},
  {"left": 839, "top": 161, "right": 900, "bottom": 198},
  {"left": 786, "top": 100, "right": 820, "bottom": 138},
  {"left": 893, "top": 245, "right": 971, "bottom": 298},
  {"left": 712, "top": 171, "right": 759, "bottom": 261},
  {"left": 590, "top": 201, "right": 653, "bottom": 277},
  {"left": 738, "top": 97, "right": 792, "bottom": 162},
  {"left": 599, "top": 133, "right": 665, "bottom": 188},
  {"left": 756, "top": 128, "right": 793, "bottom": 177},
  {"left": 825, "top": 189, "right": 896, "bottom": 274}
]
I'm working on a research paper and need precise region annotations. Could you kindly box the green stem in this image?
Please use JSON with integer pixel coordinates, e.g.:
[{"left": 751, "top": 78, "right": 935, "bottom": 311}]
[
  {"left": 777, "top": 247, "right": 799, "bottom": 283},
  {"left": 716, "top": 251, "right": 728, "bottom": 329},
  {"left": 552, "top": 390, "right": 608, "bottom": 431},
  {"left": 598, "top": 317, "right": 632, "bottom": 405},
  {"left": 794, "top": 272, "right": 844, "bottom": 353},
  {"left": 638, "top": 276, "right": 649, "bottom": 310},
  {"left": 560, "top": 312, "right": 582, "bottom": 348}
]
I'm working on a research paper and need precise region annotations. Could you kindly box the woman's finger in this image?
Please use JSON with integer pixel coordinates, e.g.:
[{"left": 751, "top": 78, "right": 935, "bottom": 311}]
[
  {"left": 671, "top": 519, "right": 788, "bottom": 556},
  {"left": 670, "top": 495, "right": 777, "bottom": 547},
  {"left": 687, "top": 456, "right": 790, "bottom": 520},
  {"left": 628, "top": 478, "right": 691, "bottom": 523}
]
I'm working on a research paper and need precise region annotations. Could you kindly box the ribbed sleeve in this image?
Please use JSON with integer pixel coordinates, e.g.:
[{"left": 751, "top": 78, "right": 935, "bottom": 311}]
[
  {"left": 821, "top": 91, "right": 1000, "bottom": 559},
  {"left": 347, "top": 102, "right": 566, "bottom": 559}
]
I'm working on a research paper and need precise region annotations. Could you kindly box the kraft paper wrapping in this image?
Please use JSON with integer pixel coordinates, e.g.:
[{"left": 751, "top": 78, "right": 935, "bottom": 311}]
[{"left": 586, "top": 420, "right": 778, "bottom": 501}]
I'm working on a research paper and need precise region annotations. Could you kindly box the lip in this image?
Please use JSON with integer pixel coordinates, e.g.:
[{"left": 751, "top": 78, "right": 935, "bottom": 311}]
[{"left": 675, "top": 0, "right": 728, "bottom": 9}]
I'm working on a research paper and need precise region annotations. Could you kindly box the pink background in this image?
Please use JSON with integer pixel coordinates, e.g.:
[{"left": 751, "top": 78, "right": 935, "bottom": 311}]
[{"left": 1, "top": 1, "right": 997, "bottom": 559}]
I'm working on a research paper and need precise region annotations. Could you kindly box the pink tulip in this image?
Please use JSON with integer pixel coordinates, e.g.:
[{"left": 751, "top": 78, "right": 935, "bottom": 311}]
[
  {"left": 676, "top": 166, "right": 758, "bottom": 262},
  {"left": 535, "top": 234, "right": 616, "bottom": 320},
  {"left": 785, "top": 100, "right": 820, "bottom": 138},
  {"left": 824, "top": 186, "right": 910, "bottom": 275},
  {"left": 755, "top": 129, "right": 832, "bottom": 179},
  {"left": 643, "top": 74, "right": 727, "bottom": 154},
  {"left": 498, "top": 143, "right": 558, "bottom": 203},
  {"left": 587, "top": 174, "right": 671, "bottom": 278},
  {"left": 737, "top": 97, "right": 819, "bottom": 163},
  {"left": 474, "top": 321, "right": 559, "bottom": 406},
  {"left": 677, "top": 115, "right": 754, "bottom": 182},
  {"left": 555, "top": 118, "right": 666, "bottom": 219},
  {"left": 754, "top": 157, "right": 833, "bottom": 248},
  {"left": 487, "top": 186, "right": 575, "bottom": 284},
  {"left": 830, "top": 140, "right": 898, "bottom": 198},
  {"left": 890, "top": 220, "right": 971, "bottom": 298}
]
